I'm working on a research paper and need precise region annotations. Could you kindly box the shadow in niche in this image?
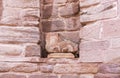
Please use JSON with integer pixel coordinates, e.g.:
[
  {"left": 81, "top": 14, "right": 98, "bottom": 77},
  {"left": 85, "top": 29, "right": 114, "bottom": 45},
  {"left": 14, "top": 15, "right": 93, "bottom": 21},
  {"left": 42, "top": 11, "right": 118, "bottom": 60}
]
[
  {"left": 0, "top": 0, "right": 3, "bottom": 20},
  {"left": 40, "top": 0, "right": 54, "bottom": 58}
]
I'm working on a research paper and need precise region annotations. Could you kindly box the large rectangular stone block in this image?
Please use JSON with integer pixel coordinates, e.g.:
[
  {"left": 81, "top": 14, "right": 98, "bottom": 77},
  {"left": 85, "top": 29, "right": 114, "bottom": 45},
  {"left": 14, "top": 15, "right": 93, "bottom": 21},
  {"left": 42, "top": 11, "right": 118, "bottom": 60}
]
[
  {"left": 3, "top": 0, "right": 39, "bottom": 8},
  {"left": 102, "top": 19, "right": 120, "bottom": 38},
  {"left": 53, "top": 63, "right": 99, "bottom": 74},
  {"left": 0, "top": 26, "right": 40, "bottom": 43},
  {"left": 0, "top": 44, "right": 23, "bottom": 56}
]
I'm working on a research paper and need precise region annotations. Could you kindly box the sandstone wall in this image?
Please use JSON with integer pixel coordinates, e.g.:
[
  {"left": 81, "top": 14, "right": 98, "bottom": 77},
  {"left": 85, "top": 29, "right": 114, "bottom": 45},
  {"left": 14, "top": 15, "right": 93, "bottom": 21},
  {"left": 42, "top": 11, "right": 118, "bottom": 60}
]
[{"left": 0, "top": 0, "right": 120, "bottom": 78}]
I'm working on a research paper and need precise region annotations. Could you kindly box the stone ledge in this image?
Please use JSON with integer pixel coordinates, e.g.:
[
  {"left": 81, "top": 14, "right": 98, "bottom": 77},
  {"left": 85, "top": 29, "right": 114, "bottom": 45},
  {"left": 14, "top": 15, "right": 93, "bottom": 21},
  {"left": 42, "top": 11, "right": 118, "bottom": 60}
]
[{"left": 0, "top": 57, "right": 102, "bottom": 64}]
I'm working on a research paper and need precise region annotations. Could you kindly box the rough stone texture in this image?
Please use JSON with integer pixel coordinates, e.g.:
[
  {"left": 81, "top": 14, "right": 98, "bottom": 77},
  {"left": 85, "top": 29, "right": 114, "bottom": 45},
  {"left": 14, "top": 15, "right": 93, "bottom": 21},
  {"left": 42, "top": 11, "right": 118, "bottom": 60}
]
[
  {"left": 0, "top": 44, "right": 23, "bottom": 56},
  {"left": 59, "top": 3, "right": 79, "bottom": 17},
  {"left": 99, "top": 63, "right": 120, "bottom": 74},
  {"left": 0, "top": 74, "right": 26, "bottom": 78},
  {"left": 11, "top": 63, "right": 38, "bottom": 73},
  {"left": 45, "top": 33, "right": 78, "bottom": 53},
  {"left": 25, "top": 44, "right": 41, "bottom": 57},
  {"left": 48, "top": 53, "right": 75, "bottom": 58},
  {"left": 0, "top": 26, "right": 40, "bottom": 44},
  {"left": 53, "top": 63, "right": 99, "bottom": 74},
  {"left": 61, "top": 75, "right": 79, "bottom": 78},
  {"left": 41, "top": 20, "right": 65, "bottom": 32},
  {"left": 29, "top": 74, "right": 58, "bottom": 78},
  {"left": 94, "top": 73, "right": 120, "bottom": 78},
  {"left": 40, "top": 65, "right": 53, "bottom": 73},
  {"left": 80, "top": 74, "right": 94, "bottom": 78},
  {"left": 80, "top": 0, "right": 117, "bottom": 23},
  {"left": 0, "top": 0, "right": 119, "bottom": 78}
]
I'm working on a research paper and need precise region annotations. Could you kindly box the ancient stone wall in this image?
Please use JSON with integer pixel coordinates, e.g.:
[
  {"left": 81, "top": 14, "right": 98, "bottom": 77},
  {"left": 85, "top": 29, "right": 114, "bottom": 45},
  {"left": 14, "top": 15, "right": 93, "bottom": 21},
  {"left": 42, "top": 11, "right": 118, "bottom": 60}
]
[{"left": 0, "top": 0, "right": 120, "bottom": 78}]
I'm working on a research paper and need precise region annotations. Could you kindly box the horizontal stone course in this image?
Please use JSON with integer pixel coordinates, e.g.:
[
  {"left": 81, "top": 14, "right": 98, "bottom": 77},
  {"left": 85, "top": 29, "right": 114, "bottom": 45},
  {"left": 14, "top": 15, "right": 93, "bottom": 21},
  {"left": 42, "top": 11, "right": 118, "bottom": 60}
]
[
  {"left": 53, "top": 63, "right": 99, "bottom": 74},
  {"left": 0, "top": 26, "right": 40, "bottom": 44},
  {"left": 0, "top": 74, "right": 26, "bottom": 78},
  {"left": 3, "top": 0, "right": 39, "bottom": 8},
  {"left": 94, "top": 73, "right": 120, "bottom": 78},
  {"left": 29, "top": 74, "right": 58, "bottom": 78}
]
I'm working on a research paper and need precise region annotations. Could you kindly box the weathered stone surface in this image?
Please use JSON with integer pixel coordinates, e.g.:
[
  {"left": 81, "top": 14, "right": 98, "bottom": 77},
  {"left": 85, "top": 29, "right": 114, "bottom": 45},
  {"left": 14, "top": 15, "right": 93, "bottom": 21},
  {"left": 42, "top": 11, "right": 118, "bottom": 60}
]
[
  {"left": 21, "top": 8, "right": 40, "bottom": 26},
  {"left": 80, "top": 41, "right": 110, "bottom": 51},
  {"left": 12, "top": 63, "right": 38, "bottom": 73},
  {"left": 81, "top": 1, "right": 117, "bottom": 15},
  {"left": 94, "top": 73, "right": 120, "bottom": 78},
  {"left": 42, "top": 0, "right": 78, "bottom": 4},
  {"left": 80, "top": 21, "right": 101, "bottom": 39},
  {"left": 0, "top": 7, "right": 21, "bottom": 26},
  {"left": 3, "top": 0, "right": 39, "bottom": 8},
  {"left": 42, "top": 20, "right": 65, "bottom": 32},
  {"left": 53, "top": 63, "right": 99, "bottom": 74},
  {"left": 59, "top": 3, "right": 79, "bottom": 17},
  {"left": 64, "top": 17, "right": 81, "bottom": 31},
  {"left": 45, "top": 33, "right": 78, "bottom": 53},
  {"left": 0, "top": 26, "right": 40, "bottom": 43},
  {"left": 80, "top": 0, "right": 100, "bottom": 7},
  {"left": 0, "top": 44, "right": 23, "bottom": 56},
  {"left": 111, "top": 38, "right": 120, "bottom": 48},
  {"left": 103, "top": 48, "right": 120, "bottom": 62},
  {"left": 59, "top": 31, "right": 80, "bottom": 43},
  {"left": 102, "top": 19, "right": 120, "bottom": 38},
  {"left": 40, "top": 65, "right": 53, "bottom": 73},
  {"left": 80, "top": 8, "right": 117, "bottom": 23},
  {"left": 41, "top": 5, "right": 58, "bottom": 19},
  {"left": 0, "top": 0, "right": 3, "bottom": 20},
  {"left": 79, "top": 50, "right": 104, "bottom": 62},
  {"left": 80, "top": 74, "right": 94, "bottom": 78},
  {"left": 0, "top": 74, "right": 26, "bottom": 78},
  {"left": 0, "top": 62, "right": 11, "bottom": 72},
  {"left": 25, "top": 44, "right": 41, "bottom": 57},
  {"left": 61, "top": 75, "right": 79, "bottom": 78},
  {"left": 99, "top": 63, "right": 120, "bottom": 74},
  {"left": 48, "top": 53, "right": 75, "bottom": 58},
  {"left": 29, "top": 74, "right": 58, "bottom": 78}
]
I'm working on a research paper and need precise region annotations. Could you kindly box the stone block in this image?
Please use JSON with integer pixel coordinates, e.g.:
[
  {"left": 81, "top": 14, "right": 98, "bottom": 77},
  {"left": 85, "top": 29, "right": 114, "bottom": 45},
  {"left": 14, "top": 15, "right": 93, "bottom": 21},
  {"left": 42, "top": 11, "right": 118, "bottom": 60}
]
[
  {"left": 80, "top": 8, "right": 117, "bottom": 23},
  {"left": 53, "top": 63, "right": 99, "bottom": 74},
  {"left": 103, "top": 48, "right": 120, "bottom": 62},
  {"left": 80, "top": 21, "right": 101, "bottom": 39},
  {"left": 25, "top": 44, "right": 41, "bottom": 57},
  {"left": 41, "top": 20, "right": 65, "bottom": 32},
  {"left": 40, "top": 65, "right": 53, "bottom": 73},
  {"left": 94, "top": 73, "right": 120, "bottom": 78},
  {"left": 0, "top": 74, "right": 26, "bottom": 78},
  {"left": 48, "top": 53, "right": 75, "bottom": 58},
  {"left": 0, "top": 26, "right": 40, "bottom": 43},
  {"left": 12, "top": 63, "right": 38, "bottom": 73},
  {"left": 29, "top": 74, "right": 58, "bottom": 78},
  {"left": 0, "top": 44, "right": 23, "bottom": 56},
  {"left": 0, "top": 7, "right": 21, "bottom": 26},
  {"left": 61, "top": 75, "right": 79, "bottom": 78},
  {"left": 79, "top": 50, "right": 104, "bottom": 62},
  {"left": 64, "top": 17, "right": 81, "bottom": 31},
  {"left": 80, "top": 0, "right": 100, "bottom": 7},
  {"left": 99, "top": 63, "right": 120, "bottom": 74},
  {"left": 41, "top": 5, "right": 58, "bottom": 19},
  {"left": 0, "top": 0, "right": 3, "bottom": 20},
  {"left": 59, "top": 3, "right": 79, "bottom": 17},
  {"left": 80, "top": 74, "right": 94, "bottom": 78},
  {"left": 3, "top": 0, "right": 39, "bottom": 8},
  {"left": 80, "top": 41, "right": 110, "bottom": 51},
  {"left": 81, "top": 1, "right": 117, "bottom": 15},
  {"left": 102, "top": 19, "right": 120, "bottom": 38},
  {"left": 21, "top": 8, "right": 40, "bottom": 26},
  {"left": 0, "top": 62, "right": 11, "bottom": 72}
]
